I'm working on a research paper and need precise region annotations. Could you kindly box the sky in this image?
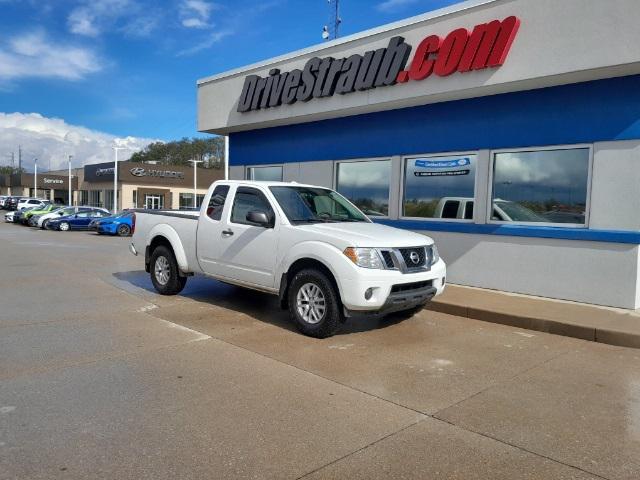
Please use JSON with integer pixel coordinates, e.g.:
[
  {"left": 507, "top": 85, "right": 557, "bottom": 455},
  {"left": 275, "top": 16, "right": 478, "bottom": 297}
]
[{"left": 0, "top": 0, "right": 461, "bottom": 170}]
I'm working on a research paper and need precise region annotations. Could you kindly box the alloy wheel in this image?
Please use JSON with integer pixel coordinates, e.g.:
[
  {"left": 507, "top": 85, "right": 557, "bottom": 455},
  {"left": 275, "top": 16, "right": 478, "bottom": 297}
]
[
  {"left": 296, "top": 282, "right": 326, "bottom": 324},
  {"left": 154, "top": 256, "right": 170, "bottom": 286}
]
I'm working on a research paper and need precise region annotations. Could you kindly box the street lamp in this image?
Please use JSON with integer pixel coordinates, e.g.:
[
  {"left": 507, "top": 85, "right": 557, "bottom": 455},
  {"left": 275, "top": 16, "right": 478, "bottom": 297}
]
[
  {"left": 34, "top": 158, "right": 38, "bottom": 198},
  {"left": 188, "top": 159, "right": 203, "bottom": 209},
  {"left": 68, "top": 155, "right": 73, "bottom": 206},
  {"left": 112, "top": 146, "right": 129, "bottom": 214}
]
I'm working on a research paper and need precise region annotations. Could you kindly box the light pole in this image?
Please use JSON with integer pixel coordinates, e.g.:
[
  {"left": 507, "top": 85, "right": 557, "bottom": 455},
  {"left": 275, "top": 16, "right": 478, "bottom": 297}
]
[
  {"left": 68, "top": 155, "right": 73, "bottom": 206},
  {"left": 34, "top": 158, "right": 38, "bottom": 198},
  {"left": 188, "top": 159, "right": 203, "bottom": 209},
  {"left": 112, "top": 146, "right": 128, "bottom": 213}
]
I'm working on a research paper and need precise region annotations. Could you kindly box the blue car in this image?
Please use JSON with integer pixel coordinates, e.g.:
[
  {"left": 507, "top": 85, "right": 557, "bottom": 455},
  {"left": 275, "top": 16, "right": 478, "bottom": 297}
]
[
  {"left": 47, "top": 208, "right": 110, "bottom": 231},
  {"left": 90, "top": 211, "right": 134, "bottom": 236}
]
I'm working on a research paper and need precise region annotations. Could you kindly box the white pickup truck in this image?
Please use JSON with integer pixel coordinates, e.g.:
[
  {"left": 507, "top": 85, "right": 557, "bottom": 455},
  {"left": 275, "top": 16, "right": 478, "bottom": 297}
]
[{"left": 130, "top": 181, "right": 446, "bottom": 338}]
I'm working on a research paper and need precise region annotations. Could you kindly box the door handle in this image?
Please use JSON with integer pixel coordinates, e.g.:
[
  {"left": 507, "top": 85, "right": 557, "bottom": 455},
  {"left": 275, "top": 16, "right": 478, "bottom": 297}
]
[{"left": 222, "top": 229, "right": 234, "bottom": 237}]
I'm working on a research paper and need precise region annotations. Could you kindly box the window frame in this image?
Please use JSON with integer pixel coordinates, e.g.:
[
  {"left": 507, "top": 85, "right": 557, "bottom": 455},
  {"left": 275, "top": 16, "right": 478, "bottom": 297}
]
[
  {"left": 487, "top": 143, "right": 594, "bottom": 229},
  {"left": 246, "top": 164, "right": 284, "bottom": 182},
  {"left": 400, "top": 150, "right": 479, "bottom": 223},
  {"left": 204, "top": 184, "right": 230, "bottom": 222},
  {"left": 333, "top": 157, "right": 392, "bottom": 219},
  {"left": 229, "top": 186, "right": 276, "bottom": 227}
]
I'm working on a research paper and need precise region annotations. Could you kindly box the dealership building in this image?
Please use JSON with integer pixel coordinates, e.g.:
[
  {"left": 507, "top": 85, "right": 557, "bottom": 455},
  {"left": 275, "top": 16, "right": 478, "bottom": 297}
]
[
  {"left": 197, "top": 0, "right": 640, "bottom": 309},
  {"left": 1, "top": 161, "right": 222, "bottom": 211}
]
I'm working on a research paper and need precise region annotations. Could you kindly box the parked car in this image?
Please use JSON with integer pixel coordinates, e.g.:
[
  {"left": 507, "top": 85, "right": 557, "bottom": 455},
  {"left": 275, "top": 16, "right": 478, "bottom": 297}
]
[
  {"left": 5, "top": 196, "right": 26, "bottom": 210},
  {"left": 0, "top": 195, "right": 9, "bottom": 208},
  {"left": 47, "top": 208, "right": 111, "bottom": 231},
  {"left": 20, "top": 203, "right": 58, "bottom": 225},
  {"left": 4, "top": 210, "right": 16, "bottom": 222},
  {"left": 131, "top": 180, "right": 447, "bottom": 338},
  {"left": 17, "top": 198, "right": 49, "bottom": 211},
  {"left": 35, "top": 206, "right": 87, "bottom": 229},
  {"left": 12, "top": 206, "right": 40, "bottom": 223},
  {"left": 90, "top": 211, "right": 134, "bottom": 236}
]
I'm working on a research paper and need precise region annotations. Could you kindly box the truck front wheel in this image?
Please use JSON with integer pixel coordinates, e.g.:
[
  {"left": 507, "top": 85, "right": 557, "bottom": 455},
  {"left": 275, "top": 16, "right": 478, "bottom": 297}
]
[
  {"left": 288, "top": 269, "right": 342, "bottom": 338},
  {"left": 150, "top": 245, "right": 187, "bottom": 295}
]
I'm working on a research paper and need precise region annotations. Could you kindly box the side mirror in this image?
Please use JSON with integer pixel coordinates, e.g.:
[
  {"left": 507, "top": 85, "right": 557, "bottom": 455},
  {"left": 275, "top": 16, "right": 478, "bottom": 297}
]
[{"left": 246, "top": 210, "right": 271, "bottom": 227}]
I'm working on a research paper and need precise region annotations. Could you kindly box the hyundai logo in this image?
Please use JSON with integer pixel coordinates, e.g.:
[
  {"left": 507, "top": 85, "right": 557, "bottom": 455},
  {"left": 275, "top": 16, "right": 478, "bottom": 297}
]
[
  {"left": 409, "top": 251, "right": 420, "bottom": 264},
  {"left": 130, "top": 167, "right": 146, "bottom": 177}
]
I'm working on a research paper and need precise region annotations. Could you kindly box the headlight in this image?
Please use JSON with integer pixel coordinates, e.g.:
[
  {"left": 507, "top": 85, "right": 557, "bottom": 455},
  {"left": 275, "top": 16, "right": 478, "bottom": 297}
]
[
  {"left": 343, "top": 247, "right": 385, "bottom": 269},
  {"left": 429, "top": 244, "right": 440, "bottom": 265}
]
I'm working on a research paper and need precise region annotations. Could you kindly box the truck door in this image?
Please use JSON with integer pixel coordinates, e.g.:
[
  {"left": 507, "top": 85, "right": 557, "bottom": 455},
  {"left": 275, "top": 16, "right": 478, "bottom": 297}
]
[{"left": 197, "top": 185, "right": 279, "bottom": 289}]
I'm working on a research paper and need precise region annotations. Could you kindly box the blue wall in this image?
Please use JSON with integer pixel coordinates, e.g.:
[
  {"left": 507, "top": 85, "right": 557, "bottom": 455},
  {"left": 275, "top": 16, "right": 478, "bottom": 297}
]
[{"left": 230, "top": 74, "right": 640, "bottom": 165}]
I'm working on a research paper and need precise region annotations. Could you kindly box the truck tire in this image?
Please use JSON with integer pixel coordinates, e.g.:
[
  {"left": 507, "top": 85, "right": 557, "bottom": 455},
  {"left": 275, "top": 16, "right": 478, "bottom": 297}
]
[
  {"left": 150, "top": 245, "right": 187, "bottom": 295},
  {"left": 288, "top": 269, "right": 342, "bottom": 338}
]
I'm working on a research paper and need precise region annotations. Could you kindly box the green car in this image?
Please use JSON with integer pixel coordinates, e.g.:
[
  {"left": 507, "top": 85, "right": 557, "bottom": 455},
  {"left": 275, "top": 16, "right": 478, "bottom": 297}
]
[{"left": 21, "top": 203, "right": 56, "bottom": 225}]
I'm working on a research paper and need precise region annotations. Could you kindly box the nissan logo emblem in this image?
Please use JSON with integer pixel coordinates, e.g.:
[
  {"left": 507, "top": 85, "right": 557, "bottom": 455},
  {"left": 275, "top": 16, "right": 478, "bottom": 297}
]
[{"left": 409, "top": 251, "right": 420, "bottom": 264}]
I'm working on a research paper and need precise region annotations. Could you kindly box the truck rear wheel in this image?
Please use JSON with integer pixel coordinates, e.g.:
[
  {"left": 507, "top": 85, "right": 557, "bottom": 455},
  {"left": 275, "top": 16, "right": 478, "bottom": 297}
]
[
  {"left": 288, "top": 269, "right": 342, "bottom": 338},
  {"left": 150, "top": 245, "right": 187, "bottom": 295}
]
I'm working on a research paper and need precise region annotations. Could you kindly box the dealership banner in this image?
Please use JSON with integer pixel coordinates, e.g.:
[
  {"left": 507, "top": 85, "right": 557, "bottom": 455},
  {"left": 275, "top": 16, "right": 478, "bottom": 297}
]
[{"left": 414, "top": 157, "right": 471, "bottom": 177}]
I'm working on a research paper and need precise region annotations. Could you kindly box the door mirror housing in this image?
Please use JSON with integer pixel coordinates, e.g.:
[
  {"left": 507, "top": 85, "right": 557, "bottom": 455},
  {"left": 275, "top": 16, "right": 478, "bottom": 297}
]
[{"left": 246, "top": 210, "right": 271, "bottom": 227}]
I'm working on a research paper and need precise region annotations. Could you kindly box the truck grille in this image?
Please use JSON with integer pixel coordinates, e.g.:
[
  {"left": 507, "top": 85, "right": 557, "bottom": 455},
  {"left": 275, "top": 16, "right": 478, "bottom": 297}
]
[
  {"left": 391, "top": 280, "right": 433, "bottom": 293},
  {"left": 398, "top": 247, "right": 426, "bottom": 268},
  {"left": 380, "top": 250, "right": 395, "bottom": 269}
]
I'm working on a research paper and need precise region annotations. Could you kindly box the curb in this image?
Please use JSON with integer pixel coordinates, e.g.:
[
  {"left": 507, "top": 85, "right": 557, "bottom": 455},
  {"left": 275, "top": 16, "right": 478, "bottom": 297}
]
[{"left": 426, "top": 301, "right": 640, "bottom": 349}]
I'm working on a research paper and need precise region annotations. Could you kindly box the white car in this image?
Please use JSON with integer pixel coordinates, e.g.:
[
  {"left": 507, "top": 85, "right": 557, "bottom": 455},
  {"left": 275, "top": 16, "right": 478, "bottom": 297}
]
[
  {"left": 17, "top": 198, "right": 48, "bottom": 211},
  {"left": 130, "top": 181, "right": 446, "bottom": 338},
  {"left": 4, "top": 210, "right": 15, "bottom": 222}
]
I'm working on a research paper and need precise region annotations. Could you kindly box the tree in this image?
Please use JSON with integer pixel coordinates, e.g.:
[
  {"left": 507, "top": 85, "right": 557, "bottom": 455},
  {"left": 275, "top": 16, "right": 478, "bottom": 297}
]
[
  {"left": 129, "top": 137, "right": 225, "bottom": 169},
  {"left": 0, "top": 165, "right": 24, "bottom": 175}
]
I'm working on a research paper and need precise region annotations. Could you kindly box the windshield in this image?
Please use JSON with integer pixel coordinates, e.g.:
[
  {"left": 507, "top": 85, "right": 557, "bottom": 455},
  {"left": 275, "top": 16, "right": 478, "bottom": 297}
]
[
  {"left": 269, "top": 186, "right": 369, "bottom": 224},
  {"left": 495, "top": 201, "right": 547, "bottom": 222}
]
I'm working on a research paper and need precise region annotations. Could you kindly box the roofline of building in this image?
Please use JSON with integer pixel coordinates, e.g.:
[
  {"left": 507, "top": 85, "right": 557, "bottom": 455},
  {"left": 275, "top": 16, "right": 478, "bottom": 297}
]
[{"left": 196, "top": 0, "right": 498, "bottom": 86}]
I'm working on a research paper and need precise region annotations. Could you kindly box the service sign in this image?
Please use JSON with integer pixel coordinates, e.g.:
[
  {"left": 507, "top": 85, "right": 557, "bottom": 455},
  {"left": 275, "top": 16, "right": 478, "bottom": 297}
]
[{"left": 237, "top": 16, "right": 520, "bottom": 113}]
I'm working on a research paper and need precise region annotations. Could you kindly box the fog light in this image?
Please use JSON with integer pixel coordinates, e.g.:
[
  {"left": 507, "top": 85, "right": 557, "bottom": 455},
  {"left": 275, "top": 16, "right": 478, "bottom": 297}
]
[{"left": 364, "top": 288, "right": 374, "bottom": 300}]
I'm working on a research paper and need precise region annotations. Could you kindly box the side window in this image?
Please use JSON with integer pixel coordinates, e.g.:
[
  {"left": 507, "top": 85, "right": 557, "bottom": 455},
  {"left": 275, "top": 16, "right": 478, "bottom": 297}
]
[
  {"left": 206, "top": 185, "right": 230, "bottom": 221},
  {"left": 464, "top": 201, "right": 474, "bottom": 220},
  {"left": 441, "top": 200, "right": 460, "bottom": 219},
  {"left": 230, "top": 187, "right": 274, "bottom": 226}
]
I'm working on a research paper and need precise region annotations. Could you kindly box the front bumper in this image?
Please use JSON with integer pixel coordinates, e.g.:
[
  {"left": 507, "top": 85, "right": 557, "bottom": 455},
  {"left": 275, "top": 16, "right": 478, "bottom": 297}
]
[{"left": 338, "top": 259, "right": 446, "bottom": 312}]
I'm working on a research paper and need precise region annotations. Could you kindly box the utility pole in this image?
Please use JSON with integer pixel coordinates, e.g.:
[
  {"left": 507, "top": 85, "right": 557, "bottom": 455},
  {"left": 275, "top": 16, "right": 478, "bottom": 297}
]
[
  {"left": 68, "top": 155, "right": 73, "bottom": 207},
  {"left": 112, "top": 146, "right": 128, "bottom": 214},
  {"left": 18, "top": 145, "right": 22, "bottom": 172},
  {"left": 188, "top": 159, "right": 203, "bottom": 209}
]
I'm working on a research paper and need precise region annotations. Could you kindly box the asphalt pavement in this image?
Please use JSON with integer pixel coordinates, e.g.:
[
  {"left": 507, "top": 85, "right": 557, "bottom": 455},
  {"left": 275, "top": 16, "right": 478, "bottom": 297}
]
[{"left": 1, "top": 221, "right": 639, "bottom": 480}]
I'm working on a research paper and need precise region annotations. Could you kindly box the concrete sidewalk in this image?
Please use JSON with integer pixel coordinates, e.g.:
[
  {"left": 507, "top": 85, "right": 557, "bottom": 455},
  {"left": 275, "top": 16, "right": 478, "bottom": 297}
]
[{"left": 428, "top": 284, "right": 640, "bottom": 348}]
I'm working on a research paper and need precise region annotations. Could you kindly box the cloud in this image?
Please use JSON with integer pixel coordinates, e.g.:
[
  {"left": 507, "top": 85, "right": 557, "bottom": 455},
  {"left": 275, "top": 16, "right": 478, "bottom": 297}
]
[
  {"left": 0, "top": 30, "right": 102, "bottom": 82},
  {"left": 376, "top": 0, "right": 419, "bottom": 13},
  {"left": 176, "top": 30, "right": 232, "bottom": 56},
  {"left": 180, "top": 0, "right": 218, "bottom": 29},
  {"left": 67, "top": 0, "right": 159, "bottom": 38},
  {"left": 0, "top": 113, "right": 159, "bottom": 171}
]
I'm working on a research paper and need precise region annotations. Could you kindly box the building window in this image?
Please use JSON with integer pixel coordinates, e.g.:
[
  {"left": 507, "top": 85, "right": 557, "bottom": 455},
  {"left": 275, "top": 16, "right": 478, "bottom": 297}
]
[
  {"left": 403, "top": 154, "right": 477, "bottom": 219},
  {"left": 336, "top": 160, "right": 391, "bottom": 217},
  {"left": 179, "top": 193, "right": 206, "bottom": 209},
  {"left": 247, "top": 165, "right": 283, "bottom": 181},
  {"left": 88, "top": 190, "right": 103, "bottom": 208},
  {"left": 105, "top": 189, "right": 115, "bottom": 210},
  {"left": 491, "top": 147, "right": 590, "bottom": 225},
  {"left": 79, "top": 190, "right": 88, "bottom": 206},
  {"left": 133, "top": 190, "right": 138, "bottom": 208}
]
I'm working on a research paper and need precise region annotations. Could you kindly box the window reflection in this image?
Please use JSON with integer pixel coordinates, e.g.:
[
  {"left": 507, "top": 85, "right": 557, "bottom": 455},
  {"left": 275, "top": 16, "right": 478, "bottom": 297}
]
[
  {"left": 403, "top": 155, "right": 477, "bottom": 219},
  {"left": 248, "top": 166, "right": 283, "bottom": 181},
  {"left": 492, "top": 149, "right": 589, "bottom": 224},
  {"left": 336, "top": 160, "right": 391, "bottom": 216}
]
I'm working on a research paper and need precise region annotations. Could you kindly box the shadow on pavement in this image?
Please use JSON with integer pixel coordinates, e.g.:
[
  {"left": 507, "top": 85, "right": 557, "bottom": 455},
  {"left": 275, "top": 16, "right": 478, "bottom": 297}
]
[{"left": 112, "top": 270, "right": 414, "bottom": 336}]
